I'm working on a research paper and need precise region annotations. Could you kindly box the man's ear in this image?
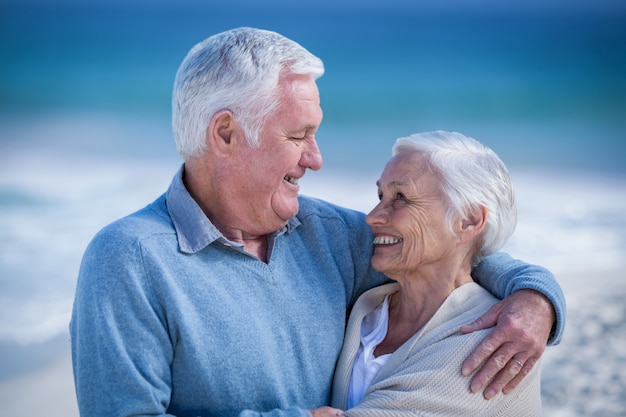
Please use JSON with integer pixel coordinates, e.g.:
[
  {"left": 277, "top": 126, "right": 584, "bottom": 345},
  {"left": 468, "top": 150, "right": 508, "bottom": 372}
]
[
  {"left": 206, "top": 110, "right": 241, "bottom": 155},
  {"left": 459, "top": 205, "right": 488, "bottom": 241}
]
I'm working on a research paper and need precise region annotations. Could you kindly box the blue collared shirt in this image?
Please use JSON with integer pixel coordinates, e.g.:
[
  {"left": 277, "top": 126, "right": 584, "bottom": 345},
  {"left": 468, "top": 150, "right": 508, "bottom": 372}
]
[{"left": 165, "top": 166, "right": 300, "bottom": 256}]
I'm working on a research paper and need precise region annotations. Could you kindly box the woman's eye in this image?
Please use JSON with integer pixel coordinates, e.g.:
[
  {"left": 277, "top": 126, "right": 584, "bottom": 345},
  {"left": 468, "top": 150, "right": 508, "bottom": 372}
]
[{"left": 395, "top": 193, "right": 406, "bottom": 201}]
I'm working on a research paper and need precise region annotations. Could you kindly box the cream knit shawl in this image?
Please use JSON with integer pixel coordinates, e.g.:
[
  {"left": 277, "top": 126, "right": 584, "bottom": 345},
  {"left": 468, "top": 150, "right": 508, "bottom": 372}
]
[{"left": 331, "top": 282, "right": 542, "bottom": 416}]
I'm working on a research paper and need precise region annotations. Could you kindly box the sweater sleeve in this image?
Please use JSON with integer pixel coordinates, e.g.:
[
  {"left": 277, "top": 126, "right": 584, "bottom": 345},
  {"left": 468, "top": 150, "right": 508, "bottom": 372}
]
[
  {"left": 70, "top": 225, "right": 176, "bottom": 417},
  {"left": 471, "top": 252, "right": 566, "bottom": 345}
]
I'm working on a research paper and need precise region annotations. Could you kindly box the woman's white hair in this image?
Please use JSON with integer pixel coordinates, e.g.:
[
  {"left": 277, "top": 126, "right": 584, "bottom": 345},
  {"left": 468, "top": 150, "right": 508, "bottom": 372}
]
[
  {"left": 172, "top": 27, "right": 324, "bottom": 158},
  {"left": 393, "top": 130, "right": 517, "bottom": 264}
]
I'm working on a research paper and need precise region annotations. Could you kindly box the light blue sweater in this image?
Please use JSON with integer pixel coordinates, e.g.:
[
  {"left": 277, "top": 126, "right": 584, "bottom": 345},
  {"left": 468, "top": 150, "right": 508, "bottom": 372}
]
[{"left": 70, "top": 166, "right": 565, "bottom": 417}]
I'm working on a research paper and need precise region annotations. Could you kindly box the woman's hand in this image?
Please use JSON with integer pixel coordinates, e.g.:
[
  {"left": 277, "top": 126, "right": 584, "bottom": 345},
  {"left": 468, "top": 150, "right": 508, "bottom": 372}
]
[
  {"left": 310, "top": 406, "right": 345, "bottom": 417},
  {"left": 459, "top": 289, "right": 555, "bottom": 399}
]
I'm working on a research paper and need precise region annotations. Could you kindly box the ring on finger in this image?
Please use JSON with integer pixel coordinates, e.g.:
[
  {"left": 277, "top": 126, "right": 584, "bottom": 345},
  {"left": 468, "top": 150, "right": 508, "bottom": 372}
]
[{"left": 513, "top": 357, "right": 523, "bottom": 367}]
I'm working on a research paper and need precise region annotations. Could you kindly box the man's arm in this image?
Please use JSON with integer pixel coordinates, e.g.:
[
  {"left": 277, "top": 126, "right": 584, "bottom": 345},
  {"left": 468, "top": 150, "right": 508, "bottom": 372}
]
[
  {"left": 464, "top": 252, "right": 566, "bottom": 399},
  {"left": 70, "top": 228, "right": 175, "bottom": 417}
]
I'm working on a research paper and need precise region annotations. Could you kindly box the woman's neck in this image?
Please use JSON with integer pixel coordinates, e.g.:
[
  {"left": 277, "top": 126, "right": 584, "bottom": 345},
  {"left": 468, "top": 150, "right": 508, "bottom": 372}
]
[{"left": 373, "top": 269, "right": 473, "bottom": 357}]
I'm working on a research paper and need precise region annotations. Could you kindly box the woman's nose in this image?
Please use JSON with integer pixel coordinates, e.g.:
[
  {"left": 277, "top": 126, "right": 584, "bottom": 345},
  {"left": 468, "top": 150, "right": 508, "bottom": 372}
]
[{"left": 366, "top": 203, "right": 388, "bottom": 226}]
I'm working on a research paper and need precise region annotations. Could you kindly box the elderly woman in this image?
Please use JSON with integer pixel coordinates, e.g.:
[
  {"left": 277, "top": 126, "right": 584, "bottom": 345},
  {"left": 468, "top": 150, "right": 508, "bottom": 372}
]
[{"left": 329, "top": 130, "right": 541, "bottom": 416}]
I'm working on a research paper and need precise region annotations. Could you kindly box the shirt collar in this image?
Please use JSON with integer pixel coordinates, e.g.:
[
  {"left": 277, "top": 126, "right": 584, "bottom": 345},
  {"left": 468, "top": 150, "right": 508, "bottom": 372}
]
[{"left": 165, "top": 164, "right": 301, "bottom": 254}]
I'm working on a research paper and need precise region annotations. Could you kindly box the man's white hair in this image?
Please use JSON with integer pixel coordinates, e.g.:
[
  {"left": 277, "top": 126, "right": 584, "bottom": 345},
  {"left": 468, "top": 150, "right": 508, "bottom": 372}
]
[{"left": 172, "top": 27, "right": 324, "bottom": 158}]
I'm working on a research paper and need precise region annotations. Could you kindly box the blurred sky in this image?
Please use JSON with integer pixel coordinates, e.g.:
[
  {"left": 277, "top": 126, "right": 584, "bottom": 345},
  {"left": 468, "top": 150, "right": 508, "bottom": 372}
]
[
  {"left": 1, "top": 0, "right": 625, "bottom": 174},
  {"left": 5, "top": 0, "right": 626, "bottom": 12}
]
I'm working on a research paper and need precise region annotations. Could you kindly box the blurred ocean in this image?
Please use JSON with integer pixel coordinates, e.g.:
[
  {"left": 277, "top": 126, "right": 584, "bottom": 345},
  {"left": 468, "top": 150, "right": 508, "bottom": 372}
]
[{"left": 1, "top": 1, "right": 625, "bottom": 416}]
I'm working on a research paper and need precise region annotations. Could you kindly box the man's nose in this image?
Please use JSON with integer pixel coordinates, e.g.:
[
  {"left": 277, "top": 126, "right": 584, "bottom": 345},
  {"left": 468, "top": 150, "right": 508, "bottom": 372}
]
[{"left": 301, "top": 139, "right": 323, "bottom": 171}]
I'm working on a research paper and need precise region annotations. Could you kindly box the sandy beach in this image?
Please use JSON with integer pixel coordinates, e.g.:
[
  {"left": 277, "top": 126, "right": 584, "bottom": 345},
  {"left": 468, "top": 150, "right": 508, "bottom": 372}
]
[
  {"left": 1, "top": 268, "right": 624, "bottom": 417},
  {"left": 541, "top": 268, "right": 626, "bottom": 417}
]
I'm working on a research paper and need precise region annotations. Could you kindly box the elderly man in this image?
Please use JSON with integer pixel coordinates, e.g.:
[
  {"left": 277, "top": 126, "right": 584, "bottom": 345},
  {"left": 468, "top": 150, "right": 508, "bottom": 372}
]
[{"left": 71, "top": 27, "right": 565, "bottom": 417}]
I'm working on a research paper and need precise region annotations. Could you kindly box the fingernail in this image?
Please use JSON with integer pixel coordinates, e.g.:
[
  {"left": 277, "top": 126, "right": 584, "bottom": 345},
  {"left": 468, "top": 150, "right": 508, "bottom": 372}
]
[
  {"left": 470, "top": 381, "right": 480, "bottom": 393},
  {"left": 485, "top": 388, "right": 496, "bottom": 399},
  {"left": 462, "top": 366, "right": 470, "bottom": 376}
]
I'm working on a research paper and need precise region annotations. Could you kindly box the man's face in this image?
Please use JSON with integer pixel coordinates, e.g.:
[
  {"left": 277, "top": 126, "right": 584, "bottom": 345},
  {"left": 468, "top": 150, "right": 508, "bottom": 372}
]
[{"left": 233, "top": 74, "right": 323, "bottom": 234}]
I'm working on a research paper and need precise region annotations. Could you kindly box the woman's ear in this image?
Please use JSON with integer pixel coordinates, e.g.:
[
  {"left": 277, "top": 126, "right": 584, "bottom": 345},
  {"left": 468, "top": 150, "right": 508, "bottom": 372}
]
[
  {"left": 459, "top": 205, "right": 488, "bottom": 241},
  {"left": 205, "top": 110, "right": 241, "bottom": 155}
]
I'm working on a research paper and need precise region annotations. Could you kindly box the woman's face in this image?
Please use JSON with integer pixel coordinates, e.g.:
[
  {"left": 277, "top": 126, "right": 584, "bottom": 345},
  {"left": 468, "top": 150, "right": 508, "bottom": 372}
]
[{"left": 365, "top": 150, "right": 458, "bottom": 279}]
